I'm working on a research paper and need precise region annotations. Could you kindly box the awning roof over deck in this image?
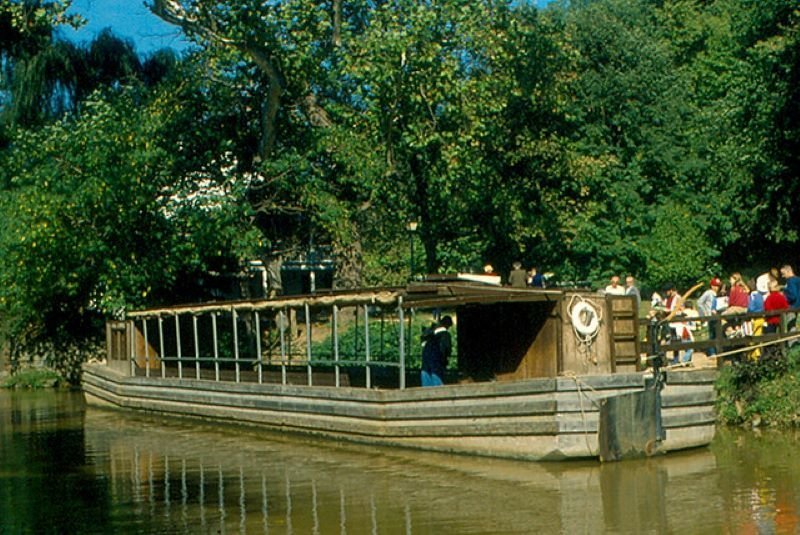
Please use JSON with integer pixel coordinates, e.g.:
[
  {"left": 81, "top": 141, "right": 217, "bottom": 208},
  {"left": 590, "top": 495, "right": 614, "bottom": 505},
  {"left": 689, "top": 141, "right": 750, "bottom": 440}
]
[
  {"left": 402, "top": 282, "right": 562, "bottom": 308},
  {"left": 127, "top": 281, "right": 563, "bottom": 318}
]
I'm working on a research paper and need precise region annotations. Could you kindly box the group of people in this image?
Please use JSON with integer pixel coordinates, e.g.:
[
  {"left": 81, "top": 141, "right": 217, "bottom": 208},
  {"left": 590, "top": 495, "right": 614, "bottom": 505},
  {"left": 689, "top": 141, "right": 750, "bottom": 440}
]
[
  {"left": 602, "top": 275, "right": 641, "bottom": 304},
  {"left": 650, "top": 265, "right": 800, "bottom": 364},
  {"left": 426, "top": 262, "right": 800, "bottom": 379},
  {"left": 507, "top": 261, "right": 546, "bottom": 288}
]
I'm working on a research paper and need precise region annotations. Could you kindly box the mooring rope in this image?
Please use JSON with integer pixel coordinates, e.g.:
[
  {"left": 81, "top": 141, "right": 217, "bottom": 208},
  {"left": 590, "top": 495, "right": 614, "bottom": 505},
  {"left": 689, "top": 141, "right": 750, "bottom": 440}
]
[{"left": 562, "top": 370, "right": 603, "bottom": 455}]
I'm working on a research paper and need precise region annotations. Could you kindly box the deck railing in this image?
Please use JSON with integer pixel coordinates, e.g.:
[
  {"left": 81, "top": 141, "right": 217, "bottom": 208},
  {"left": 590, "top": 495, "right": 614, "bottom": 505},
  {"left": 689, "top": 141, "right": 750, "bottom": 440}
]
[{"left": 109, "top": 292, "right": 417, "bottom": 389}]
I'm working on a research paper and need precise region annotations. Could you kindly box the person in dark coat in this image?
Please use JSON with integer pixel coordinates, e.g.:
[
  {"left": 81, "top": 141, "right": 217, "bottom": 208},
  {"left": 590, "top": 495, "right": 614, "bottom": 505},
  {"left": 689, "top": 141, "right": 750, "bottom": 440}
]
[
  {"left": 508, "top": 261, "right": 528, "bottom": 288},
  {"left": 421, "top": 316, "right": 453, "bottom": 387}
]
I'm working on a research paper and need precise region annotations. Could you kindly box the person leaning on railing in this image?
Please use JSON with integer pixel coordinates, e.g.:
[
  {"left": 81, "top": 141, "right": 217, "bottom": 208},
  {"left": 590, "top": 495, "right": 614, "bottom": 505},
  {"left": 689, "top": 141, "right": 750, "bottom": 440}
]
[
  {"left": 722, "top": 273, "right": 750, "bottom": 338},
  {"left": 725, "top": 272, "right": 750, "bottom": 315},
  {"left": 765, "top": 279, "right": 789, "bottom": 334}
]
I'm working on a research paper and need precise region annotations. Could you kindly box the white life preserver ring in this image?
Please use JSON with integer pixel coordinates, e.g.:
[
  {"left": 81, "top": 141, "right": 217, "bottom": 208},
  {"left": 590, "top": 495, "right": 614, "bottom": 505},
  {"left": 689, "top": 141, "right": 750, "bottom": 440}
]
[{"left": 571, "top": 301, "right": 599, "bottom": 337}]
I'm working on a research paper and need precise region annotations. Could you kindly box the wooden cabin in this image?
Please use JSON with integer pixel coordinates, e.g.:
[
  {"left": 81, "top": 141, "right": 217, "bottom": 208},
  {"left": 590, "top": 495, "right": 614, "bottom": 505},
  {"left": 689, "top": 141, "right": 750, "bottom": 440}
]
[{"left": 404, "top": 282, "right": 641, "bottom": 383}]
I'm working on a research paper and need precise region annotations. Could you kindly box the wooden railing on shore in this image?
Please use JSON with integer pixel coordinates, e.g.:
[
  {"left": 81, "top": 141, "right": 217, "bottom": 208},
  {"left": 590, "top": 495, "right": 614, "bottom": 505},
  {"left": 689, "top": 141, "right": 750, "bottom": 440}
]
[{"left": 640, "top": 309, "right": 798, "bottom": 365}]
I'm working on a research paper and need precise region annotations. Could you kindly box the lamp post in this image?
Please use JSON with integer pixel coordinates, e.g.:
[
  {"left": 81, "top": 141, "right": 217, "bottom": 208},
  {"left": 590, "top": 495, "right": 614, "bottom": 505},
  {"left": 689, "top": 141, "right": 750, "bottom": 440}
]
[{"left": 406, "top": 220, "right": 418, "bottom": 281}]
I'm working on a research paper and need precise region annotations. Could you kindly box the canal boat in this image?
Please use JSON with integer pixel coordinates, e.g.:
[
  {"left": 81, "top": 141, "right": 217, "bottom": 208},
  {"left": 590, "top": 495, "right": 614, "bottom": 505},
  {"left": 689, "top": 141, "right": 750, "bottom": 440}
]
[{"left": 82, "top": 280, "right": 717, "bottom": 462}]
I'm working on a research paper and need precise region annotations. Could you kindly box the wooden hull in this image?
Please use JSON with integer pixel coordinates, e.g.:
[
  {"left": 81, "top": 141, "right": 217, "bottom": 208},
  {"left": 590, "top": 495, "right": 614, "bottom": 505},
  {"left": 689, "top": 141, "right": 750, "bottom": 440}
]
[{"left": 82, "top": 364, "right": 716, "bottom": 461}]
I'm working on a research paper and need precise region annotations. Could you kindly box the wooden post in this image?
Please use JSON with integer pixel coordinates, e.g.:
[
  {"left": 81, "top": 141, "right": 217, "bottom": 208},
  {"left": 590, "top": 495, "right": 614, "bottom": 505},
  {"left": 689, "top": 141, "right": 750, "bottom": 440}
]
[
  {"left": 143, "top": 318, "right": 150, "bottom": 378},
  {"left": 233, "top": 308, "right": 240, "bottom": 383},
  {"left": 175, "top": 313, "right": 183, "bottom": 379},
  {"left": 398, "top": 297, "right": 406, "bottom": 390},
  {"left": 212, "top": 312, "right": 220, "bottom": 382},
  {"left": 129, "top": 319, "right": 136, "bottom": 377},
  {"left": 305, "top": 303, "right": 313, "bottom": 386},
  {"left": 365, "top": 305, "right": 371, "bottom": 389},
  {"left": 158, "top": 316, "right": 166, "bottom": 379},
  {"left": 333, "top": 305, "right": 340, "bottom": 388},
  {"left": 193, "top": 315, "right": 200, "bottom": 380},
  {"left": 255, "top": 311, "right": 262, "bottom": 384},
  {"left": 279, "top": 308, "right": 287, "bottom": 385}
]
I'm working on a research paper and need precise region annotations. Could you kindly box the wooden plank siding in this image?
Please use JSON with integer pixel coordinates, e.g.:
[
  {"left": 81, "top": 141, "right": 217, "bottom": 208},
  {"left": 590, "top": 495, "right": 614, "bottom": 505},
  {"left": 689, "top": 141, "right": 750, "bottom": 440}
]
[
  {"left": 560, "top": 293, "right": 614, "bottom": 375},
  {"left": 607, "top": 296, "right": 642, "bottom": 373},
  {"left": 83, "top": 364, "right": 715, "bottom": 460}
]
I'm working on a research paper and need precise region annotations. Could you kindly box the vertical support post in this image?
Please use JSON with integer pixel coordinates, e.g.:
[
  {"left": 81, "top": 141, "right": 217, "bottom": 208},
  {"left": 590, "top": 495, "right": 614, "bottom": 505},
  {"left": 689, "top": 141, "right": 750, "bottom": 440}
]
[
  {"left": 129, "top": 319, "right": 136, "bottom": 377},
  {"left": 305, "top": 303, "right": 313, "bottom": 386},
  {"left": 158, "top": 316, "right": 166, "bottom": 379},
  {"left": 233, "top": 308, "right": 240, "bottom": 383},
  {"left": 143, "top": 318, "right": 150, "bottom": 378},
  {"left": 780, "top": 310, "right": 788, "bottom": 360},
  {"left": 174, "top": 313, "right": 183, "bottom": 379},
  {"left": 212, "top": 312, "right": 220, "bottom": 382},
  {"left": 279, "top": 308, "right": 287, "bottom": 385},
  {"left": 193, "top": 314, "right": 200, "bottom": 380},
  {"left": 379, "top": 309, "right": 385, "bottom": 360},
  {"left": 354, "top": 306, "right": 359, "bottom": 355},
  {"left": 398, "top": 298, "right": 406, "bottom": 390},
  {"left": 333, "top": 305, "right": 340, "bottom": 388},
  {"left": 255, "top": 311, "right": 263, "bottom": 384},
  {"left": 365, "top": 305, "right": 371, "bottom": 389}
]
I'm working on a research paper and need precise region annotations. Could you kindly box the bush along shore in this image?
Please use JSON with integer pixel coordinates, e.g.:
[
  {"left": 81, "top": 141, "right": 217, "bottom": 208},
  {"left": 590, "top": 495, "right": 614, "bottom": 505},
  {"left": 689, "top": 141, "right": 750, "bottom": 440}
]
[
  {"left": 1, "top": 340, "right": 102, "bottom": 389},
  {"left": 716, "top": 346, "right": 800, "bottom": 428},
  {"left": 1, "top": 368, "right": 64, "bottom": 389}
]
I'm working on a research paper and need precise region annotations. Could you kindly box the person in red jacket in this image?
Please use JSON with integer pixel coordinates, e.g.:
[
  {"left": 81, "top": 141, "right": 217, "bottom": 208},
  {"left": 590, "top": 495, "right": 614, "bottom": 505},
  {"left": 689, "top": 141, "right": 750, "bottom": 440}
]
[
  {"left": 725, "top": 272, "right": 750, "bottom": 313},
  {"left": 764, "top": 279, "right": 789, "bottom": 334}
]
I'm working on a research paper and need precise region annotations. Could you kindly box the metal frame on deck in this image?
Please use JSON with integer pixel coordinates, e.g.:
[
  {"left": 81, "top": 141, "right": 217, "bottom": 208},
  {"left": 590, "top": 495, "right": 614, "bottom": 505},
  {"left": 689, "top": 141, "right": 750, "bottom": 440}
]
[
  {"left": 124, "top": 292, "right": 414, "bottom": 389},
  {"left": 116, "top": 283, "right": 563, "bottom": 390}
]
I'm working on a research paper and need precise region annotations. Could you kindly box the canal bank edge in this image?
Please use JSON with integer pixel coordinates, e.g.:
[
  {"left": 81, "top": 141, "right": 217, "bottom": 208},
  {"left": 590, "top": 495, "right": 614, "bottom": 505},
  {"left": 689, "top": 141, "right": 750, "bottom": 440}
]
[{"left": 715, "top": 345, "right": 800, "bottom": 428}]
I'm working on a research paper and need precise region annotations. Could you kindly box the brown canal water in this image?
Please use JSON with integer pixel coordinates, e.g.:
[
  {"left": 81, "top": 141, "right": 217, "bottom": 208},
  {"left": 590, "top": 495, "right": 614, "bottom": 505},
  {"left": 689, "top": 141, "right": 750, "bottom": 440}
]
[{"left": 1, "top": 390, "right": 800, "bottom": 534}]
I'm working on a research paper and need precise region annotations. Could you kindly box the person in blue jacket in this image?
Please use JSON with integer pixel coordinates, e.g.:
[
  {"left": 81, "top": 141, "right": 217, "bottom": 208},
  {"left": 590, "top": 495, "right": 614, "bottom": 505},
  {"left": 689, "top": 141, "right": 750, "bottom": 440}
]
[
  {"left": 781, "top": 265, "right": 800, "bottom": 308},
  {"left": 781, "top": 265, "right": 800, "bottom": 338},
  {"left": 420, "top": 316, "right": 453, "bottom": 387}
]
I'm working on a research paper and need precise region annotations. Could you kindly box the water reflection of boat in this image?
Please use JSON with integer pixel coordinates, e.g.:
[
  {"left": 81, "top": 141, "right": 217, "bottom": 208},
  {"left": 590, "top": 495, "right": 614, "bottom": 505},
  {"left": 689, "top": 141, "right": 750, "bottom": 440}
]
[
  {"left": 82, "top": 405, "right": 721, "bottom": 534},
  {"left": 83, "top": 282, "right": 716, "bottom": 462}
]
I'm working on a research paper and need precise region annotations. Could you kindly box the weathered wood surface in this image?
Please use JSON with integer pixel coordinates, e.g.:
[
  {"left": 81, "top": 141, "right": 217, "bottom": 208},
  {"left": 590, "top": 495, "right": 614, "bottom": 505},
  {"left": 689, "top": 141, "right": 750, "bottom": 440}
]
[
  {"left": 457, "top": 302, "right": 559, "bottom": 381},
  {"left": 598, "top": 388, "right": 658, "bottom": 462},
  {"left": 561, "top": 293, "right": 614, "bottom": 375},
  {"left": 83, "top": 364, "right": 716, "bottom": 460}
]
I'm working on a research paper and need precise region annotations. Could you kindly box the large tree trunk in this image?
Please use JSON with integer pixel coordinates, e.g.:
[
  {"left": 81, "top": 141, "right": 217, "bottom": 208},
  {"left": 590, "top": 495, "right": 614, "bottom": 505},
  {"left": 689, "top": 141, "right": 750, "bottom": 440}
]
[
  {"left": 149, "top": 1, "right": 285, "bottom": 160},
  {"left": 247, "top": 46, "right": 284, "bottom": 159},
  {"left": 333, "top": 235, "right": 363, "bottom": 289},
  {"left": 408, "top": 154, "right": 437, "bottom": 275}
]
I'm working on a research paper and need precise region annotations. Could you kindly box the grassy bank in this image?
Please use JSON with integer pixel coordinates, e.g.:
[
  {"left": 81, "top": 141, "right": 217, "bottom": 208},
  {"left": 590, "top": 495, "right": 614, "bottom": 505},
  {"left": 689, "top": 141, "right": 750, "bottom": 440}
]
[
  {"left": 1, "top": 368, "right": 64, "bottom": 389},
  {"left": 716, "top": 346, "right": 800, "bottom": 427}
]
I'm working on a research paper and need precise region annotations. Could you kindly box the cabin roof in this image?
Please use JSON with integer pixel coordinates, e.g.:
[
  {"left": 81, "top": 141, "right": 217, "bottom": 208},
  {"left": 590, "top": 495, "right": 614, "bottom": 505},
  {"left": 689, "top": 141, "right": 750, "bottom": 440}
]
[
  {"left": 126, "top": 282, "right": 563, "bottom": 318},
  {"left": 403, "top": 282, "right": 561, "bottom": 308}
]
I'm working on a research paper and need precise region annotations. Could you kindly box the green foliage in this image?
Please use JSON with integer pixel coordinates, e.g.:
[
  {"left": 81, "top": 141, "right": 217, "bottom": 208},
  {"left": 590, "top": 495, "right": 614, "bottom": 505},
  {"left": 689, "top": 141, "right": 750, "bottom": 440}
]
[
  {"left": 640, "top": 204, "right": 719, "bottom": 288},
  {"left": 0, "top": 78, "right": 260, "bottom": 349},
  {"left": 142, "top": 0, "right": 800, "bottom": 287},
  {"left": 1, "top": 368, "right": 62, "bottom": 389},
  {"left": 310, "top": 313, "right": 455, "bottom": 370},
  {"left": 716, "top": 347, "right": 800, "bottom": 427},
  {"left": 1, "top": 0, "right": 800, "bottom": 375}
]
